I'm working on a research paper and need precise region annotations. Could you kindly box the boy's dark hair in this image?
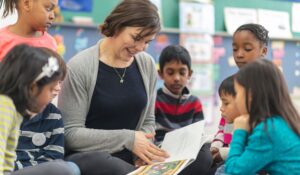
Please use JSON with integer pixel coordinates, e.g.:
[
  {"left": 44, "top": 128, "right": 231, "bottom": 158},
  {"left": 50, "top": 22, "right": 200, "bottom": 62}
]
[
  {"left": 234, "top": 23, "right": 269, "bottom": 47},
  {"left": 218, "top": 75, "right": 236, "bottom": 97},
  {"left": 0, "top": 0, "right": 18, "bottom": 18},
  {"left": 235, "top": 59, "right": 300, "bottom": 135},
  {"left": 159, "top": 45, "right": 191, "bottom": 72},
  {"left": 100, "top": 0, "right": 160, "bottom": 38},
  {"left": 0, "top": 44, "right": 65, "bottom": 117}
]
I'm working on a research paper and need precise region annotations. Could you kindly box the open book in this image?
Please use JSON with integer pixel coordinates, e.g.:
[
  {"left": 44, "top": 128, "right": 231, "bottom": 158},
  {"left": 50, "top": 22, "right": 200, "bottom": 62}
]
[{"left": 128, "top": 121, "right": 207, "bottom": 175}]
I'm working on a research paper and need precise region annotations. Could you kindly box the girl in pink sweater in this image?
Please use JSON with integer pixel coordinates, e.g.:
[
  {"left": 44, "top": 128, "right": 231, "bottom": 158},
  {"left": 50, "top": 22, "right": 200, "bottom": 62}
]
[{"left": 0, "top": 0, "right": 57, "bottom": 61}]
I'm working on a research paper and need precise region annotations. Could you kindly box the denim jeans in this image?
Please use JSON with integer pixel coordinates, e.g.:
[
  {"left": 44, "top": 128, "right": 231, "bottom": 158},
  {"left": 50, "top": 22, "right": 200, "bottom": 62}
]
[{"left": 215, "top": 165, "right": 231, "bottom": 175}]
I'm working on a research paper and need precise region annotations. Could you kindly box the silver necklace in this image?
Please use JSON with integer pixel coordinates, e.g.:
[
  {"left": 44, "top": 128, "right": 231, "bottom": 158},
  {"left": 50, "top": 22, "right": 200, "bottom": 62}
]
[{"left": 113, "top": 67, "right": 127, "bottom": 83}]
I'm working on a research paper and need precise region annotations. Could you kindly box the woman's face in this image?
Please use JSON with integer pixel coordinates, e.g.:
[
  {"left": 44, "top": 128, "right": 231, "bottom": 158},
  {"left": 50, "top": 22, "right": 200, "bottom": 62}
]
[{"left": 111, "top": 27, "right": 156, "bottom": 62}]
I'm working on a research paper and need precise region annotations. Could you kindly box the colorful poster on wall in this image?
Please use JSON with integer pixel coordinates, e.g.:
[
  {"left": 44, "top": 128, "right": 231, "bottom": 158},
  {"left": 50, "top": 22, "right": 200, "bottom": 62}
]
[
  {"left": 292, "top": 3, "right": 300, "bottom": 32},
  {"left": 224, "top": 7, "right": 257, "bottom": 35},
  {"left": 59, "top": 0, "right": 92, "bottom": 12},
  {"left": 74, "top": 29, "right": 89, "bottom": 52},
  {"left": 258, "top": 9, "right": 292, "bottom": 38},
  {"left": 200, "top": 96, "right": 215, "bottom": 124},
  {"left": 180, "top": 34, "right": 213, "bottom": 63},
  {"left": 189, "top": 64, "right": 215, "bottom": 96},
  {"left": 179, "top": 1, "right": 214, "bottom": 34}
]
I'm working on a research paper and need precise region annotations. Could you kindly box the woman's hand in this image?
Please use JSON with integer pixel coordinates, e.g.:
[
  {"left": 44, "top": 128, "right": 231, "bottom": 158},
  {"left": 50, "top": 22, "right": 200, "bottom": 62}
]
[
  {"left": 134, "top": 158, "right": 146, "bottom": 168},
  {"left": 233, "top": 114, "right": 250, "bottom": 132},
  {"left": 132, "top": 131, "right": 169, "bottom": 165}
]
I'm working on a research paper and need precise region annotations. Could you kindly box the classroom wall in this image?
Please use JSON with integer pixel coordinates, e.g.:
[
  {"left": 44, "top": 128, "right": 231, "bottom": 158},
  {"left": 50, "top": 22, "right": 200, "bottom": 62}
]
[
  {"left": 60, "top": 0, "right": 300, "bottom": 38},
  {"left": 60, "top": 0, "right": 179, "bottom": 28},
  {"left": 50, "top": 0, "right": 300, "bottom": 93},
  {"left": 214, "top": 0, "right": 300, "bottom": 38},
  {"left": 49, "top": 0, "right": 300, "bottom": 129}
]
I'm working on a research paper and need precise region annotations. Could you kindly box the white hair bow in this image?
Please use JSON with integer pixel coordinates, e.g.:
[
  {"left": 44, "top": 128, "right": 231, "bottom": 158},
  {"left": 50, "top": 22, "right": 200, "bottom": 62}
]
[{"left": 34, "top": 56, "right": 59, "bottom": 82}]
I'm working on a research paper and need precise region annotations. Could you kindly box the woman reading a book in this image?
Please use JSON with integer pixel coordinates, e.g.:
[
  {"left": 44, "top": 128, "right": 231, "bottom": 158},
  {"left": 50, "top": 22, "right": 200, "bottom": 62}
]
[{"left": 58, "top": 0, "right": 169, "bottom": 174}]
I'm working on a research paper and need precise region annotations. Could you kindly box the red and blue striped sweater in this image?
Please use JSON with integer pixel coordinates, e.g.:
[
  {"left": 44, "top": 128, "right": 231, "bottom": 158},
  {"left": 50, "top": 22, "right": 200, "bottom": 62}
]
[{"left": 155, "top": 86, "right": 204, "bottom": 142}]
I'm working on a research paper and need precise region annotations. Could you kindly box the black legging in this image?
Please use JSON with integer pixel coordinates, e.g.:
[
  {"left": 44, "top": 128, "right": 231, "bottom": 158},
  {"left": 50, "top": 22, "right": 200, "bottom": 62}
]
[
  {"left": 179, "top": 143, "right": 214, "bottom": 175},
  {"left": 65, "top": 151, "right": 135, "bottom": 175}
]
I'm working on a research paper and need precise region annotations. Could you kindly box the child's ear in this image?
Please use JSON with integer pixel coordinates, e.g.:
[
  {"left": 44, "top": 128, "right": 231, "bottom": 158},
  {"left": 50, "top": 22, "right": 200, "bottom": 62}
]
[
  {"left": 188, "top": 70, "right": 193, "bottom": 79},
  {"left": 21, "top": 0, "right": 33, "bottom": 11},
  {"left": 29, "top": 83, "right": 39, "bottom": 97},
  {"left": 158, "top": 69, "right": 163, "bottom": 79},
  {"left": 261, "top": 47, "right": 268, "bottom": 57}
]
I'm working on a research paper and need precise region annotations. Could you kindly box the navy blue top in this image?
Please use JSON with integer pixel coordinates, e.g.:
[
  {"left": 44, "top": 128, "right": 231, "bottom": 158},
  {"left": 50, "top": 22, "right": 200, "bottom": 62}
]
[
  {"left": 86, "top": 59, "right": 147, "bottom": 130},
  {"left": 15, "top": 103, "right": 64, "bottom": 170}
]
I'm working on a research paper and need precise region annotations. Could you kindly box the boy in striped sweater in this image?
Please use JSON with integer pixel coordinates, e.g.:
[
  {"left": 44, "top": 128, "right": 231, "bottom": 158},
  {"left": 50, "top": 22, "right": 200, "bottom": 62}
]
[
  {"left": 155, "top": 45, "right": 204, "bottom": 142},
  {"left": 210, "top": 75, "right": 238, "bottom": 165},
  {"left": 155, "top": 45, "right": 213, "bottom": 175}
]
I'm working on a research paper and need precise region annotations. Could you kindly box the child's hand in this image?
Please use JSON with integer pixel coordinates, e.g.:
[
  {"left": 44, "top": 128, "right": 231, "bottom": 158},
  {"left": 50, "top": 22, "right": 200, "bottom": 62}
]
[
  {"left": 233, "top": 114, "right": 250, "bottom": 132},
  {"left": 210, "top": 147, "right": 219, "bottom": 157},
  {"left": 210, "top": 147, "right": 223, "bottom": 163}
]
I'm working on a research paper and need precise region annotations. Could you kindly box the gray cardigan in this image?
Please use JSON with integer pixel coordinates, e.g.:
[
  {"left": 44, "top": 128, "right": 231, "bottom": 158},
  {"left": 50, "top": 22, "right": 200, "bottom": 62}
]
[{"left": 58, "top": 41, "right": 157, "bottom": 154}]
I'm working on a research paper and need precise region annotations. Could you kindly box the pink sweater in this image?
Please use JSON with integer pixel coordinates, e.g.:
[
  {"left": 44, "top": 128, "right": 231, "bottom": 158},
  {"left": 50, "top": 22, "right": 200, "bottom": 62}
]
[
  {"left": 211, "top": 117, "right": 233, "bottom": 148},
  {"left": 0, "top": 26, "right": 57, "bottom": 61}
]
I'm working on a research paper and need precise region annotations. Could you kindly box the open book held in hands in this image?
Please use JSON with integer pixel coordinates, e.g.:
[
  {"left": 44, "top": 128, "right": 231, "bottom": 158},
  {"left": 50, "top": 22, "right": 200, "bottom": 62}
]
[{"left": 128, "top": 121, "right": 207, "bottom": 175}]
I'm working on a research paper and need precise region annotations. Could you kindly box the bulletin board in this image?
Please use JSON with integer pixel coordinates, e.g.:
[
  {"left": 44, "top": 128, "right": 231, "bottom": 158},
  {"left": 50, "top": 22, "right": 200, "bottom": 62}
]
[
  {"left": 54, "top": 0, "right": 300, "bottom": 92},
  {"left": 215, "top": 36, "right": 300, "bottom": 92},
  {"left": 49, "top": 24, "right": 300, "bottom": 93},
  {"left": 59, "top": 0, "right": 300, "bottom": 38},
  {"left": 48, "top": 25, "right": 179, "bottom": 62},
  {"left": 214, "top": 0, "right": 300, "bottom": 38},
  {"left": 60, "top": 0, "right": 179, "bottom": 28}
]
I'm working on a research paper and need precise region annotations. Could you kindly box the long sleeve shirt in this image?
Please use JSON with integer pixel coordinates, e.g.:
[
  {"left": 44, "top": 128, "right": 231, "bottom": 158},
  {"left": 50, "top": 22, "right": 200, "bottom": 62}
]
[
  {"left": 0, "top": 95, "right": 23, "bottom": 175},
  {"left": 155, "top": 86, "right": 204, "bottom": 142},
  {"left": 225, "top": 116, "right": 300, "bottom": 175},
  {"left": 58, "top": 40, "right": 157, "bottom": 153},
  {"left": 14, "top": 103, "right": 64, "bottom": 170},
  {"left": 211, "top": 117, "right": 233, "bottom": 148},
  {"left": 211, "top": 117, "right": 233, "bottom": 159}
]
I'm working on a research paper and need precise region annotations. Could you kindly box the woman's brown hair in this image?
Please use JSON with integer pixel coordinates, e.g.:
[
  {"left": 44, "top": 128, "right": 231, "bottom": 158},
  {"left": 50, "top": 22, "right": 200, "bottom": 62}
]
[{"left": 99, "top": 0, "right": 160, "bottom": 38}]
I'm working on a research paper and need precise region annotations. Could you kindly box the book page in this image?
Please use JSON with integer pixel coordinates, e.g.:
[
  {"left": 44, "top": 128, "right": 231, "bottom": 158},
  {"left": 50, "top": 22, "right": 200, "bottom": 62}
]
[
  {"left": 161, "top": 121, "right": 205, "bottom": 162},
  {"left": 127, "top": 121, "right": 206, "bottom": 175}
]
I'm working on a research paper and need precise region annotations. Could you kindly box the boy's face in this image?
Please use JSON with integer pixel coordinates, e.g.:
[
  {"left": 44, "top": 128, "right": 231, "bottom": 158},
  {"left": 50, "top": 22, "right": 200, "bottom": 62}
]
[
  {"left": 219, "top": 92, "right": 240, "bottom": 123},
  {"left": 159, "top": 60, "right": 192, "bottom": 95},
  {"left": 232, "top": 30, "right": 267, "bottom": 68}
]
